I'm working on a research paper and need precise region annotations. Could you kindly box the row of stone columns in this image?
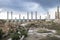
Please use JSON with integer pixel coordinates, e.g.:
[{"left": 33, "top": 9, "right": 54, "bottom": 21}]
[
  {"left": 7, "top": 11, "right": 42, "bottom": 20},
  {"left": 6, "top": 11, "right": 50, "bottom": 22}
]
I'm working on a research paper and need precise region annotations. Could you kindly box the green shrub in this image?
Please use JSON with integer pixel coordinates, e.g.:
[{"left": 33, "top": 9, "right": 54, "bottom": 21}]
[
  {"left": 56, "top": 30, "right": 60, "bottom": 35},
  {"left": 10, "top": 33, "right": 20, "bottom": 40},
  {"left": 20, "top": 29, "right": 28, "bottom": 37},
  {"left": 0, "top": 29, "right": 4, "bottom": 39}
]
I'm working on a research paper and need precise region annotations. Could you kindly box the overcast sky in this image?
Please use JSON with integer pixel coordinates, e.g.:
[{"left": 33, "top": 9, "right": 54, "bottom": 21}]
[
  {"left": 0, "top": 0, "right": 60, "bottom": 19},
  {"left": 0, "top": 0, "right": 60, "bottom": 11}
]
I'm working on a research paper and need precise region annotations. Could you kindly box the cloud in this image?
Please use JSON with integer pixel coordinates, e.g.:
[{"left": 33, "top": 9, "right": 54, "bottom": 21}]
[
  {"left": 0, "top": 0, "right": 60, "bottom": 11},
  {"left": 25, "top": 0, "right": 60, "bottom": 8},
  {"left": 22, "top": 2, "right": 39, "bottom": 11}
]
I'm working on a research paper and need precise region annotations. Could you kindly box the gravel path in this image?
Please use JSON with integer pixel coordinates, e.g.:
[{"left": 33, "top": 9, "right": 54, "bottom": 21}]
[{"left": 25, "top": 28, "right": 55, "bottom": 40}]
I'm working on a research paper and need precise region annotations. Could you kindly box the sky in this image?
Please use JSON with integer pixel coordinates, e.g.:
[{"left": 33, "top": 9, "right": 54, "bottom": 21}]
[{"left": 0, "top": 0, "right": 60, "bottom": 19}]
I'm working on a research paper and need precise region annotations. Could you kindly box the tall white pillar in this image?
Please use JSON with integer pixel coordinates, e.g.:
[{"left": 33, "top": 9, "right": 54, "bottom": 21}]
[
  {"left": 40, "top": 15, "right": 41, "bottom": 19},
  {"left": 7, "top": 11, "right": 9, "bottom": 20},
  {"left": 35, "top": 11, "right": 37, "bottom": 20},
  {"left": 11, "top": 11, "right": 13, "bottom": 22},
  {"left": 19, "top": 14, "right": 21, "bottom": 22},
  {"left": 27, "top": 12, "right": 29, "bottom": 20},
  {"left": 31, "top": 11, "right": 33, "bottom": 20}
]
